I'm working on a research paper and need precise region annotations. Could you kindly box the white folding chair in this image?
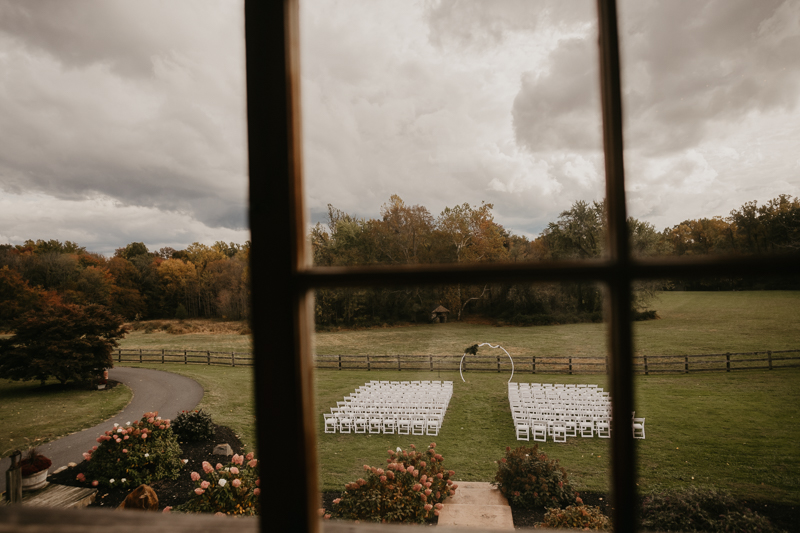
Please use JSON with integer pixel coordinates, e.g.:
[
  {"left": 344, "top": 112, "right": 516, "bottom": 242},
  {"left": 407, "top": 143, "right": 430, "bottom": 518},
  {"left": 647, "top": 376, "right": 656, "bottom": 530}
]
[
  {"left": 532, "top": 421, "right": 547, "bottom": 442},
  {"left": 515, "top": 422, "right": 530, "bottom": 441},
  {"left": 324, "top": 413, "right": 338, "bottom": 433},
  {"left": 339, "top": 416, "right": 352, "bottom": 433},
  {"left": 632, "top": 417, "right": 646, "bottom": 439},
  {"left": 579, "top": 418, "right": 594, "bottom": 438},
  {"left": 595, "top": 418, "right": 611, "bottom": 438},
  {"left": 426, "top": 416, "right": 441, "bottom": 436},
  {"left": 397, "top": 415, "right": 411, "bottom": 435},
  {"left": 411, "top": 415, "right": 425, "bottom": 435},
  {"left": 551, "top": 422, "right": 567, "bottom": 443}
]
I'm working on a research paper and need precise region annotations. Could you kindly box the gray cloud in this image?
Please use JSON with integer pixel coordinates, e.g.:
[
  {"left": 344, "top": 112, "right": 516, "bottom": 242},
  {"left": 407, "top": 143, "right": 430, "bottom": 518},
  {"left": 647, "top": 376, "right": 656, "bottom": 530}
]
[{"left": 0, "top": 0, "right": 248, "bottom": 234}]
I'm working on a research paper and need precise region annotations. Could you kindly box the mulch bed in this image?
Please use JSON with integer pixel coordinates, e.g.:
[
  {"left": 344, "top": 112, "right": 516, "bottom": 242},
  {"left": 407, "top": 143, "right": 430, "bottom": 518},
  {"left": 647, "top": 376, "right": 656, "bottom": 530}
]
[{"left": 46, "top": 424, "right": 244, "bottom": 510}]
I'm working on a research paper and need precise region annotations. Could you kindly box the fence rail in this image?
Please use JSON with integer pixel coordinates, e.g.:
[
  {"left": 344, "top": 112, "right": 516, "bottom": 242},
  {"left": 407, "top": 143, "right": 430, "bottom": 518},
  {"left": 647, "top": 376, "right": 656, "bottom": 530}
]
[
  {"left": 116, "top": 348, "right": 800, "bottom": 374},
  {"left": 115, "top": 349, "right": 253, "bottom": 367}
]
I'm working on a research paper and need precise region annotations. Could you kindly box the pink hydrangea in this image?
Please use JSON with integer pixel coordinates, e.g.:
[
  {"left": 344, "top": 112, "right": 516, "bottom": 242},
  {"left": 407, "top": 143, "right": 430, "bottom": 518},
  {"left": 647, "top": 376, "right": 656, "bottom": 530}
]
[
  {"left": 195, "top": 488, "right": 204, "bottom": 495},
  {"left": 232, "top": 454, "right": 244, "bottom": 466},
  {"left": 424, "top": 489, "right": 432, "bottom": 496},
  {"left": 91, "top": 480, "right": 99, "bottom": 487},
  {"left": 76, "top": 473, "right": 85, "bottom": 482},
  {"left": 122, "top": 449, "right": 128, "bottom": 453},
  {"left": 245, "top": 452, "right": 254, "bottom": 461},
  {"left": 248, "top": 459, "right": 257, "bottom": 468},
  {"left": 435, "top": 503, "right": 443, "bottom": 510},
  {"left": 141, "top": 433, "right": 147, "bottom": 439},
  {"left": 230, "top": 467, "right": 239, "bottom": 475},
  {"left": 96, "top": 437, "right": 103, "bottom": 443},
  {"left": 123, "top": 436, "right": 129, "bottom": 440},
  {"left": 253, "top": 488, "right": 261, "bottom": 496},
  {"left": 215, "top": 463, "right": 223, "bottom": 471},
  {"left": 200, "top": 481, "right": 210, "bottom": 489},
  {"left": 255, "top": 478, "right": 260, "bottom": 487},
  {"left": 191, "top": 472, "right": 200, "bottom": 481},
  {"left": 424, "top": 504, "right": 433, "bottom": 511},
  {"left": 202, "top": 461, "right": 214, "bottom": 474},
  {"left": 232, "top": 479, "right": 241, "bottom": 488},
  {"left": 332, "top": 498, "right": 341, "bottom": 505},
  {"left": 163, "top": 507, "right": 172, "bottom": 513}
]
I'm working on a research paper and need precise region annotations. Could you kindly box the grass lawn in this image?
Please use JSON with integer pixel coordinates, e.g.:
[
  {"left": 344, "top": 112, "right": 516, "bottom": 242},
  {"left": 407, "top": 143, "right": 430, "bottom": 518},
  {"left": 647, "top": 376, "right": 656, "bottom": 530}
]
[
  {"left": 314, "top": 368, "right": 800, "bottom": 504},
  {"left": 118, "top": 363, "right": 257, "bottom": 456},
  {"left": 114, "top": 362, "right": 800, "bottom": 505},
  {"left": 0, "top": 379, "right": 132, "bottom": 458}
]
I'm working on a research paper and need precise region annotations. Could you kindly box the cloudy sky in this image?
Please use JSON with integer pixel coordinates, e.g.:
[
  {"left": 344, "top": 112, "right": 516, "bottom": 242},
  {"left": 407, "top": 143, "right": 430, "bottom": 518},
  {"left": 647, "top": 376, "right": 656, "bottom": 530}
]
[{"left": 1, "top": 0, "right": 798, "bottom": 256}]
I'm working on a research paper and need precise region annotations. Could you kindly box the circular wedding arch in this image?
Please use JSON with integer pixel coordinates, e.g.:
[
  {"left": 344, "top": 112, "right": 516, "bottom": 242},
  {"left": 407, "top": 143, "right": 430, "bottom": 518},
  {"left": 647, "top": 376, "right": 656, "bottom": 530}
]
[{"left": 459, "top": 342, "right": 515, "bottom": 383}]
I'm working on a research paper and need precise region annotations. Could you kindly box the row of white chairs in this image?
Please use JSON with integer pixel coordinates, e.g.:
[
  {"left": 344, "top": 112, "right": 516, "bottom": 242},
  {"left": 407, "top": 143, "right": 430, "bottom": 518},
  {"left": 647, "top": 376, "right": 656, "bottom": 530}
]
[
  {"left": 324, "top": 381, "right": 453, "bottom": 436},
  {"left": 510, "top": 383, "right": 645, "bottom": 441}
]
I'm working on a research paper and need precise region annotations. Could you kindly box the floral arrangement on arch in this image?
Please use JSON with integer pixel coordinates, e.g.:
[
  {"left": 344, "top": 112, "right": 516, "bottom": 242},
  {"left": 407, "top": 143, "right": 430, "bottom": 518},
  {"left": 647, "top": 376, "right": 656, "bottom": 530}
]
[
  {"left": 174, "top": 453, "right": 260, "bottom": 515},
  {"left": 80, "top": 411, "right": 184, "bottom": 488}
]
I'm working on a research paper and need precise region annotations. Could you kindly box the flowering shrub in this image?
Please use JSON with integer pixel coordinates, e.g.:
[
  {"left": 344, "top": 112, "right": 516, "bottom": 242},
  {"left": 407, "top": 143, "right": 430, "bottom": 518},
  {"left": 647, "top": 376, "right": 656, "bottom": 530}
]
[
  {"left": 327, "top": 443, "right": 456, "bottom": 524},
  {"left": 493, "top": 444, "right": 576, "bottom": 510},
  {"left": 540, "top": 504, "right": 611, "bottom": 530},
  {"left": 640, "top": 487, "right": 780, "bottom": 532},
  {"left": 177, "top": 453, "right": 260, "bottom": 515},
  {"left": 171, "top": 409, "right": 215, "bottom": 442},
  {"left": 82, "top": 411, "right": 183, "bottom": 487}
]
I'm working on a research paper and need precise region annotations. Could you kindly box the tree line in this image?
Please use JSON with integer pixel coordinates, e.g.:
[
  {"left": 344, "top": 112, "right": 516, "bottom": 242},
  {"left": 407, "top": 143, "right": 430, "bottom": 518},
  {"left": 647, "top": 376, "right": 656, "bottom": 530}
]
[
  {"left": 1, "top": 193, "right": 797, "bottom": 332},
  {"left": 310, "top": 194, "right": 799, "bottom": 328},
  {"left": 0, "top": 240, "right": 250, "bottom": 332}
]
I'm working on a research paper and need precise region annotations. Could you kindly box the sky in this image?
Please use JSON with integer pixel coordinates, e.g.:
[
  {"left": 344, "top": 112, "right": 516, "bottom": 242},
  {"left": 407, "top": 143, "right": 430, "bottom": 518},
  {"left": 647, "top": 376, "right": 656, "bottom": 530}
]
[{"left": 0, "top": 0, "right": 798, "bottom": 256}]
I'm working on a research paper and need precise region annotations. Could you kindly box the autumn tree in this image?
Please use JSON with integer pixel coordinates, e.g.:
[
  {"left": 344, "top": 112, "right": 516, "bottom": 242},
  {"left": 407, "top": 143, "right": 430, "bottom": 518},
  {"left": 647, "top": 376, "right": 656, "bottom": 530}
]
[{"left": 0, "top": 303, "right": 126, "bottom": 385}]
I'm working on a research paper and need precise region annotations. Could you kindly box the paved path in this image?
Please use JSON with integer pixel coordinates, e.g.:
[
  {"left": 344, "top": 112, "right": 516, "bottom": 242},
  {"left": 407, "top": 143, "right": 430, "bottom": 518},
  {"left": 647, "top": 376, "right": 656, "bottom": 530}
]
[
  {"left": 437, "top": 481, "right": 515, "bottom": 531},
  {"left": 1, "top": 367, "right": 203, "bottom": 494}
]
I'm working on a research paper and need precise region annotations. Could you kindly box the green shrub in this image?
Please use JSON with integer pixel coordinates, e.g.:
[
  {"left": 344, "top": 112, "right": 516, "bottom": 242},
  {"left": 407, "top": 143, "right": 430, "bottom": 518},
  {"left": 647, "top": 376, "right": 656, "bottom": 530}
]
[
  {"left": 327, "top": 443, "right": 456, "bottom": 524},
  {"left": 493, "top": 444, "right": 577, "bottom": 510},
  {"left": 175, "top": 453, "right": 260, "bottom": 515},
  {"left": 640, "top": 486, "right": 780, "bottom": 532},
  {"left": 83, "top": 411, "right": 183, "bottom": 488},
  {"left": 171, "top": 409, "right": 216, "bottom": 442},
  {"left": 175, "top": 304, "right": 189, "bottom": 320},
  {"left": 540, "top": 503, "right": 611, "bottom": 530}
]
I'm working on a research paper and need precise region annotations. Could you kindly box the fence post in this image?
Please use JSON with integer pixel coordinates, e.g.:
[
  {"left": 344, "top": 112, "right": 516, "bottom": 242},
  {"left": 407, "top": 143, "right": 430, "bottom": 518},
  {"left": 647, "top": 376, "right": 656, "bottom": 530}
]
[
  {"left": 118, "top": 349, "right": 121, "bottom": 363},
  {"left": 768, "top": 351, "right": 773, "bottom": 370},
  {"left": 605, "top": 355, "right": 608, "bottom": 374},
  {"left": 685, "top": 355, "right": 689, "bottom": 374},
  {"left": 430, "top": 355, "right": 433, "bottom": 372},
  {"left": 231, "top": 352, "right": 235, "bottom": 367},
  {"left": 644, "top": 356, "right": 648, "bottom": 376},
  {"left": 367, "top": 355, "right": 371, "bottom": 371},
  {"left": 397, "top": 355, "right": 401, "bottom": 372},
  {"left": 184, "top": 350, "right": 187, "bottom": 364},
  {"left": 532, "top": 356, "right": 536, "bottom": 374},
  {"left": 569, "top": 357, "right": 573, "bottom": 375},
  {"left": 207, "top": 351, "right": 211, "bottom": 365},
  {"left": 139, "top": 348, "right": 142, "bottom": 364},
  {"left": 726, "top": 353, "right": 730, "bottom": 372},
  {"left": 162, "top": 349, "right": 165, "bottom": 364},
  {"left": 338, "top": 355, "right": 342, "bottom": 370},
  {"left": 497, "top": 355, "right": 500, "bottom": 373}
]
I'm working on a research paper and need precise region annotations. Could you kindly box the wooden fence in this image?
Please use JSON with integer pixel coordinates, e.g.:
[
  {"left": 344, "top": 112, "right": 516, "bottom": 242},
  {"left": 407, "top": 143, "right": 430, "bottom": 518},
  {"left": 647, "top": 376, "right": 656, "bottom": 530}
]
[
  {"left": 116, "top": 348, "right": 800, "bottom": 374},
  {"left": 313, "top": 350, "right": 800, "bottom": 375},
  {"left": 116, "top": 349, "right": 253, "bottom": 367}
]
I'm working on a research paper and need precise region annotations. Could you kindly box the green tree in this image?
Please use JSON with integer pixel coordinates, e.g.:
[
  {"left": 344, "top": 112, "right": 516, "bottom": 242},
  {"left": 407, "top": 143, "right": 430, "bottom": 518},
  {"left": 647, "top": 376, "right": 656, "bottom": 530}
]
[{"left": 0, "top": 303, "right": 127, "bottom": 385}]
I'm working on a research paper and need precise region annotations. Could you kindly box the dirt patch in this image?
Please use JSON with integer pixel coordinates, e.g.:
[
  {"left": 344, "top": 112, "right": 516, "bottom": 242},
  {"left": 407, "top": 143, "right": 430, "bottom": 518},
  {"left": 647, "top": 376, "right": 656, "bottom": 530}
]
[{"left": 47, "top": 424, "right": 244, "bottom": 510}]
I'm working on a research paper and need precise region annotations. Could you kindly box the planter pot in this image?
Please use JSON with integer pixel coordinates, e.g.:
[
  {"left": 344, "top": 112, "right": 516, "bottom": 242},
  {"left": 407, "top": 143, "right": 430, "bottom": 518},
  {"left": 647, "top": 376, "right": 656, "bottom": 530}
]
[
  {"left": 97, "top": 384, "right": 106, "bottom": 390},
  {"left": 21, "top": 469, "right": 48, "bottom": 491}
]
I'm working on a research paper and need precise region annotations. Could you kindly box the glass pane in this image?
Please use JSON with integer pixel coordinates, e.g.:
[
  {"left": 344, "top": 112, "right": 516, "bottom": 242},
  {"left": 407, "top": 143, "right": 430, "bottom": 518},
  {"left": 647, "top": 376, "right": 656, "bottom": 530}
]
[
  {"left": 314, "top": 282, "right": 612, "bottom": 527},
  {"left": 0, "top": 1, "right": 252, "bottom": 516},
  {"left": 619, "top": 1, "right": 800, "bottom": 259},
  {"left": 633, "top": 279, "right": 800, "bottom": 532},
  {"left": 300, "top": 1, "right": 608, "bottom": 266}
]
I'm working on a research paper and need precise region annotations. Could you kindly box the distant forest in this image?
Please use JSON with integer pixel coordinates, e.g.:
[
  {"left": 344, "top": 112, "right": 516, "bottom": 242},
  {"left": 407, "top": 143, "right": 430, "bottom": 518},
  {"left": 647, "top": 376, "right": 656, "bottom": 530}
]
[{"left": 1, "top": 194, "right": 798, "bottom": 331}]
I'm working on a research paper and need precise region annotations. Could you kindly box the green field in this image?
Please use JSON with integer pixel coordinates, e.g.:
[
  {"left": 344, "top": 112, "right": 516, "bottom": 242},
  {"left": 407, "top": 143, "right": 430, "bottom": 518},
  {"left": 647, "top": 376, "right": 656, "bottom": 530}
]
[
  {"left": 0, "top": 379, "right": 132, "bottom": 458},
  {"left": 115, "top": 291, "right": 800, "bottom": 358},
  {"left": 3, "top": 291, "right": 798, "bottom": 503}
]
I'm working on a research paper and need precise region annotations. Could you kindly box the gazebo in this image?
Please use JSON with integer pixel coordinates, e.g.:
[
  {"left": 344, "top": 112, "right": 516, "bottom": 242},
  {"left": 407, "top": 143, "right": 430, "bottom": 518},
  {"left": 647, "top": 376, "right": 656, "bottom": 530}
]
[{"left": 430, "top": 305, "right": 450, "bottom": 323}]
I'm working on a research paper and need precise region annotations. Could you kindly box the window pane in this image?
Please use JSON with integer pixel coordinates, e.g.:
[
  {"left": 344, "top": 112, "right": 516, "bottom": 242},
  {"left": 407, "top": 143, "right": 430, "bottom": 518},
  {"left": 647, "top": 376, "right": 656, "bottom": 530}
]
[
  {"left": 618, "top": 1, "right": 800, "bottom": 258},
  {"left": 300, "top": 1, "right": 609, "bottom": 266},
  {"left": 313, "top": 282, "right": 614, "bottom": 526},
  {"left": 633, "top": 279, "right": 800, "bottom": 532}
]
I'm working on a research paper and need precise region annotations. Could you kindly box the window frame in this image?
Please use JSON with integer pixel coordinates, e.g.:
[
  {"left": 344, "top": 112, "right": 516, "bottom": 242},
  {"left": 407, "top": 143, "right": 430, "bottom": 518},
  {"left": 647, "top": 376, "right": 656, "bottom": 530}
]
[
  {"left": 246, "top": 2, "right": 797, "bottom": 532},
  {"left": 1, "top": 2, "right": 796, "bottom": 532}
]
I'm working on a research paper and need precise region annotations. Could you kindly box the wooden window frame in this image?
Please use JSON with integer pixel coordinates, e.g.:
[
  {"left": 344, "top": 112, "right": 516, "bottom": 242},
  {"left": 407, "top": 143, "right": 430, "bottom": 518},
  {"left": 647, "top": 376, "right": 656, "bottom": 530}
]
[{"left": 1, "top": 2, "right": 796, "bottom": 532}]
